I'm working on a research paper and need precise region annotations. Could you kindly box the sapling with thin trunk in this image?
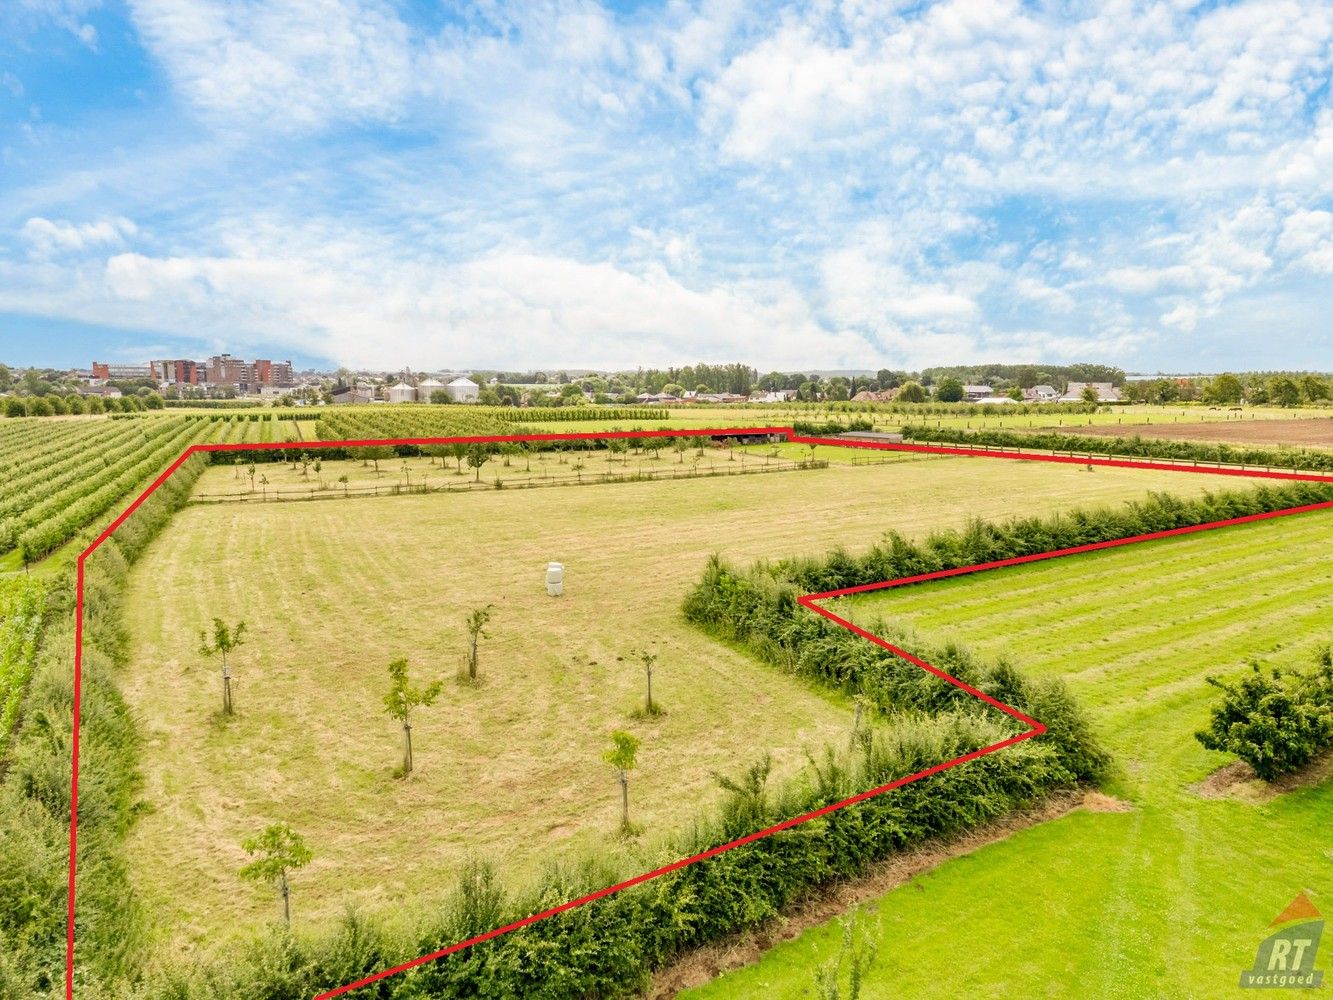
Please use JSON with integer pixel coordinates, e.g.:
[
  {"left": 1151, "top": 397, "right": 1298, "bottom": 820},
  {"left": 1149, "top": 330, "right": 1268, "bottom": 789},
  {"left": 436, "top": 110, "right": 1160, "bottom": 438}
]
[
  {"left": 603, "top": 730, "right": 640, "bottom": 833},
  {"left": 383, "top": 658, "right": 443, "bottom": 777},
  {"left": 239, "top": 823, "right": 312, "bottom": 927},
  {"left": 464, "top": 604, "right": 496, "bottom": 681},
  {"left": 199, "top": 618, "right": 247, "bottom": 715}
]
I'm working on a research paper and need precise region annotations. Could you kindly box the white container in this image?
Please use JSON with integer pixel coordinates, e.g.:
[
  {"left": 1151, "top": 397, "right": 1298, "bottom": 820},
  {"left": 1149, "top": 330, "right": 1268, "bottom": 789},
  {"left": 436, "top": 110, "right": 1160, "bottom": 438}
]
[{"left": 545, "top": 561, "right": 564, "bottom": 597}]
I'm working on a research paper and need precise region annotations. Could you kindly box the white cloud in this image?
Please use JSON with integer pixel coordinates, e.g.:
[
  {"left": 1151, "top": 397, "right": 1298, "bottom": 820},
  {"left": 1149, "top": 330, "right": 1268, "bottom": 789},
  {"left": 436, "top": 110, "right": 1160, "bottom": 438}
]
[
  {"left": 20, "top": 216, "right": 136, "bottom": 255},
  {"left": 126, "top": 0, "right": 414, "bottom": 130},
  {"left": 1277, "top": 209, "right": 1333, "bottom": 274}
]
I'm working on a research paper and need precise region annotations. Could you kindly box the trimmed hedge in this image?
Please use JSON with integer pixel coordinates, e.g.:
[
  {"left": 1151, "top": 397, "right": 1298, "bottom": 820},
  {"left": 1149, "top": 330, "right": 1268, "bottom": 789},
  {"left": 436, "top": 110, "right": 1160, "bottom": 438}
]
[{"left": 899, "top": 424, "right": 1333, "bottom": 473}]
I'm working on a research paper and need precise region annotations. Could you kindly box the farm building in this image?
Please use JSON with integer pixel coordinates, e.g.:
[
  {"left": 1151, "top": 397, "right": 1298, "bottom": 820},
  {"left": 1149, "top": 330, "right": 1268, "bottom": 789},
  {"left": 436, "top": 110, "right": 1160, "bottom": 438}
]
[
  {"left": 1023, "top": 384, "right": 1060, "bottom": 402},
  {"left": 416, "top": 378, "right": 446, "bottom": 401},
  {"left": 1061, "top": 382, "right": 1122, "bottom": 402},
  {"left": 445, "top": 377, "right": 480, "bottom": 402},
  {"left": 963, "top": 384, "right": 993, "bottom": 400},
  {"left": 387, "top": 382, "right": 417, "bottom": 404},
  {"left": 331, "top": 387, "right": 374, "bottom": 405}
]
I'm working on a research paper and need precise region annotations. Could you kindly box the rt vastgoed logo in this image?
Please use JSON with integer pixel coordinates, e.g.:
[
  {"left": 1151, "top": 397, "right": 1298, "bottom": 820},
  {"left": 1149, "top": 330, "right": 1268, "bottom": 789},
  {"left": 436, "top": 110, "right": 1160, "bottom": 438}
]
[{"left": 1240, "top": 893, "right": 1324, "bottom": 989}]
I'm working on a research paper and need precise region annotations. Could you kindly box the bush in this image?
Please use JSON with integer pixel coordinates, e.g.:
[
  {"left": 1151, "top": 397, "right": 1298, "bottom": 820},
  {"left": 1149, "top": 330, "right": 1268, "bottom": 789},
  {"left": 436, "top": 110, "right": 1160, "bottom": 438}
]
[{"left": 1195, "top": 649, "right": 1333, "bottom": 780}]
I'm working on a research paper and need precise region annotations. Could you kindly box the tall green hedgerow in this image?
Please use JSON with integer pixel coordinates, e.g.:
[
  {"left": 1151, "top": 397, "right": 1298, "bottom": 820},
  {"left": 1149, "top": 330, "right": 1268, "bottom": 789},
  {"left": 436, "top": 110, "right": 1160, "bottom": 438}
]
[{"left": 0, "top": 453, "right": 209, "bottom": 998}]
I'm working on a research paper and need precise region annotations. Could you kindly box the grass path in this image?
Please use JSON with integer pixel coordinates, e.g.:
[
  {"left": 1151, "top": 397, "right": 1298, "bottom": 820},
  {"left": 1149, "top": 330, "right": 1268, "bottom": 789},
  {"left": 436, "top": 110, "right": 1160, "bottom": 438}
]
[{"left": 683, "top": 511, "right": 1333, "bottom": 1000}]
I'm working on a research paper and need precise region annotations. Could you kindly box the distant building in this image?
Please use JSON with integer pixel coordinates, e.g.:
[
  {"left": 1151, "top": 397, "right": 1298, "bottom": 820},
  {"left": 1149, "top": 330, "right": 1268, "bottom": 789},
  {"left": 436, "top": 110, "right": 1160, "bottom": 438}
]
[
  {"left": 1061, "top": 382, "right": 1121, "bottom": 402},
  {"left": 79, "top": 384, "right": 123, "bottom": 398},
  {"left": 971, "top": 396, "right": 1021, "bottom": 405},
  {"left": 1023, "top": 384, "right": 1059, "bottom": 402},
  {"left": 444, "top": 377, "right": 479, "bottom": 403},
  {"left": 205, "top": 354, "right": 246, "bottom": 387},
  {"left": 91, "top": 362, "right": 152, "bottom": 380},
  {"left": 387, "top": 381, "right": 418, "bottom": 404},
  {"left": 331, "top": 387, "right": 374, "bottom": 405},
  {"left": 749, "top": 389, "right": 799, "bottom": 403},
  {"left": 150, "top": 359, "right": 204, "bottom": 385},
  {"left": 851, "top": 389, "right": 899, "bottom": 403},
  {"left": 416, "top": 377, "right": 446, "bottom": 401},
  {"left": 963, "top": 384, "right": 993, "bottom": 401},
  {"left": 252, "top": 359, "right": 294, "bottom": 387}
]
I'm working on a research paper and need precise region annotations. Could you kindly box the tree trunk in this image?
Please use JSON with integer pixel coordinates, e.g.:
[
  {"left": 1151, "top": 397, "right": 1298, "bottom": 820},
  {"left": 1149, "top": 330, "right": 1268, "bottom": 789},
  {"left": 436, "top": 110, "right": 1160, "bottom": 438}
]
[
  {"left": 221, "top": 654, "right": 232, "bottom": 715},
  {"left": 280, "top": 871, "right": 290, "bottom": 926},
  {"left": 619, "top": 770, "right": 629, "bottom": 829},
  {"left": 403, "top": 720, "right": 413, "bottom": 775},
  {"left": 469, "top": 637, "right": 478, "bottom": 680},
  {"left": 646, "top": 666, "right": 653, "bottom": 713}
]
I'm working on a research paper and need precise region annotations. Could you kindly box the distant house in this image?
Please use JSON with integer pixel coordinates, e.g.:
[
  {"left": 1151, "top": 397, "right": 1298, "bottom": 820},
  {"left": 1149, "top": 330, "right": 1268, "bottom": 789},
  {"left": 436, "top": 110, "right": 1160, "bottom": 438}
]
[
  {"left": 1023, "top": 384, "right": 1059, "bottom": 402},
  {"left": 636, "top": 392, "right": 679, "bottom": 403},
  {"left": 79, "top": 385, "right": 123, "bottom": 398},
  {"left": 1061, "top": 382, "right": 1121, "bottom": 402},
  {"left": 851, "top": 389, "right": 898, "bottom": 403},
  {"left": 963, "top": 384, "right": 993, "bottom": 401},
  {"left": 444, "top": 377, "right": 479, "bottom": 403},
  {"left": 749, "top": 389, "right": 799, "bottom": 403},
  {"left": 331, "top": 387, "right": 374, "bottom": 405},
  {"left": 696, "top": 392, "right": 748, "bottom": 404},
  {"left": 971, "top": 396, "right": 1020, "bottom": 405}
]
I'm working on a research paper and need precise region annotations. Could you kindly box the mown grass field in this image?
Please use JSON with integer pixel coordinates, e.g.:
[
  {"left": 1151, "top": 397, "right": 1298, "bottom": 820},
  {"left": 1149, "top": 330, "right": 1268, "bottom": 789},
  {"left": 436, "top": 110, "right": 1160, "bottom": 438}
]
[
  {"left": 684, "top": 510, "right": 1333, "bottom": 1000},
  {"left": 120, "top": 453, "right": 1228, "bottom": 961}
]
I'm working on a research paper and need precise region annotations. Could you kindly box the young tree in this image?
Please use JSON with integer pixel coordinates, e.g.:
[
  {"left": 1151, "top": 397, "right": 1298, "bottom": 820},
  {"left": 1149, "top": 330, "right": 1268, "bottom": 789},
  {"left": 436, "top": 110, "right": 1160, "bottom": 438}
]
[
  {"left": 447, "top": 442, "right": 469, "bottom": 473},
  {"left": 813, "top": 914, "right": 879, "bottom": 1000},
  {"left": 366, "top": 444, "right": 394, "bottom": 475},
  {"left": 603, "top": 730, "right": 640, "bottom": 833},
  {"left": 464, "top": 604, "right": 496, "bottom": 681},
  {"left": 239, "top": 823, "right": 312, "bottom": 927},
  {"left": 632, "top": 647, "right": 661, "bottom": 716},
  {"left": 199, "top": 618, "right": 247, "bottom": 715},
  {"left": 383, "top": 658, "right": 443, "bottom": 776},
  {"left": 1080, "top": 385, "right": 1099, "bottom": 404},
  {"left": 466, "top": 444, "right": 491, "bottom": 482}
]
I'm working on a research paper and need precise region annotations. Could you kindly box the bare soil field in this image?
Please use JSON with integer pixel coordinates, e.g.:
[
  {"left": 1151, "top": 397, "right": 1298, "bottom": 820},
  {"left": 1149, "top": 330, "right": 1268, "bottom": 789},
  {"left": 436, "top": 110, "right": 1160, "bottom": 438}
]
[{"left": 1041, "top": 416, "right": 1333, "bottom": 448}]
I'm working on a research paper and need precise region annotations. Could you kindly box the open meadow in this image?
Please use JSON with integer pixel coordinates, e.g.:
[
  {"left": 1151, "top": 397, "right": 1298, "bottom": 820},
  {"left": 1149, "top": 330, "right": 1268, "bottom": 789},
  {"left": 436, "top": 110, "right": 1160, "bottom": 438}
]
[
  {"left": 120, "top": 451, "right": 1231, "bottom": 962},
  {"left": 683, "top": 509, "right": 1333, "bottom": 1000}
]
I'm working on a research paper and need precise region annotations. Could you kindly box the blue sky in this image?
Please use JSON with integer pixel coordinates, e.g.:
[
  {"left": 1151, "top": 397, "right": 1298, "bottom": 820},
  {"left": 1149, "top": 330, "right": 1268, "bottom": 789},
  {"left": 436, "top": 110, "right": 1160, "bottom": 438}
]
[{"left": 0, "top": 0, "right": 1330, "bottom": 373}]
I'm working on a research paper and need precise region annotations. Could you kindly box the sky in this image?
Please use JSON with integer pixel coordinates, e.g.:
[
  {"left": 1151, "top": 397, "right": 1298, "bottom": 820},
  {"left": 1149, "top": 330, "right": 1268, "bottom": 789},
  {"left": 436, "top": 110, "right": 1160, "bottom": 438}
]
[{"left": 0, "top": 0, "right": 1330, "bottom": 374}]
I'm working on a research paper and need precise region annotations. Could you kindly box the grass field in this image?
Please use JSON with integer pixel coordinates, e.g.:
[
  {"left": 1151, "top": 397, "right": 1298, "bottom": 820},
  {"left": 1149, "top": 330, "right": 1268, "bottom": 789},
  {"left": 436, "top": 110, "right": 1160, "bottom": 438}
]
[
  {"left": 683, "top": 510, "right": 1333, "bottom": 1000},
  {"left": 120, "top": 453, "right": 1232, "bottom": 961}
]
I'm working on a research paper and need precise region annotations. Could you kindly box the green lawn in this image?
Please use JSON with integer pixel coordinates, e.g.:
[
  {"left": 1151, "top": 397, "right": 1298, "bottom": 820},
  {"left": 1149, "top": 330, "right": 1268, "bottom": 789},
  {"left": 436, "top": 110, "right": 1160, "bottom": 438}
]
[
  {"left": 120, "top": 453, "right": 1227, "bottom": 962},
  {"left": 684, "top": 510, "right": 1333, "bottom": 1000}
]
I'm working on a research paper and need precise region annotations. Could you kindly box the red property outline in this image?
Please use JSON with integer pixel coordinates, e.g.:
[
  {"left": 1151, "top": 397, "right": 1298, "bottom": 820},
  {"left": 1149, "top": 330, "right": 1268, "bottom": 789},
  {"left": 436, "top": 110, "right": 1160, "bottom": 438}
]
[{"left": 64, "top": 426, "right": 1333, "bottom": 999}]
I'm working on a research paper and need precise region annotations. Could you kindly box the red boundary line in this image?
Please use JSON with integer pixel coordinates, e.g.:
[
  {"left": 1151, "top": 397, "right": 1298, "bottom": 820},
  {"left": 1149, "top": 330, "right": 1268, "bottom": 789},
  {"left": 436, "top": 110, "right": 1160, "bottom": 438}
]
[{"left": 62, "top": 427, "right": 1333, "bottom": 999}]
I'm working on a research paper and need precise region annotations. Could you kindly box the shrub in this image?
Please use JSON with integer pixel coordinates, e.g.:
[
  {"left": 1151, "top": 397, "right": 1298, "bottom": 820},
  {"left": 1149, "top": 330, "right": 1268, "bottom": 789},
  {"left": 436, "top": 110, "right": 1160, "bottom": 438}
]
[{"left": 1195, "top": 650, "right": 1333, "bottom": 780}]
